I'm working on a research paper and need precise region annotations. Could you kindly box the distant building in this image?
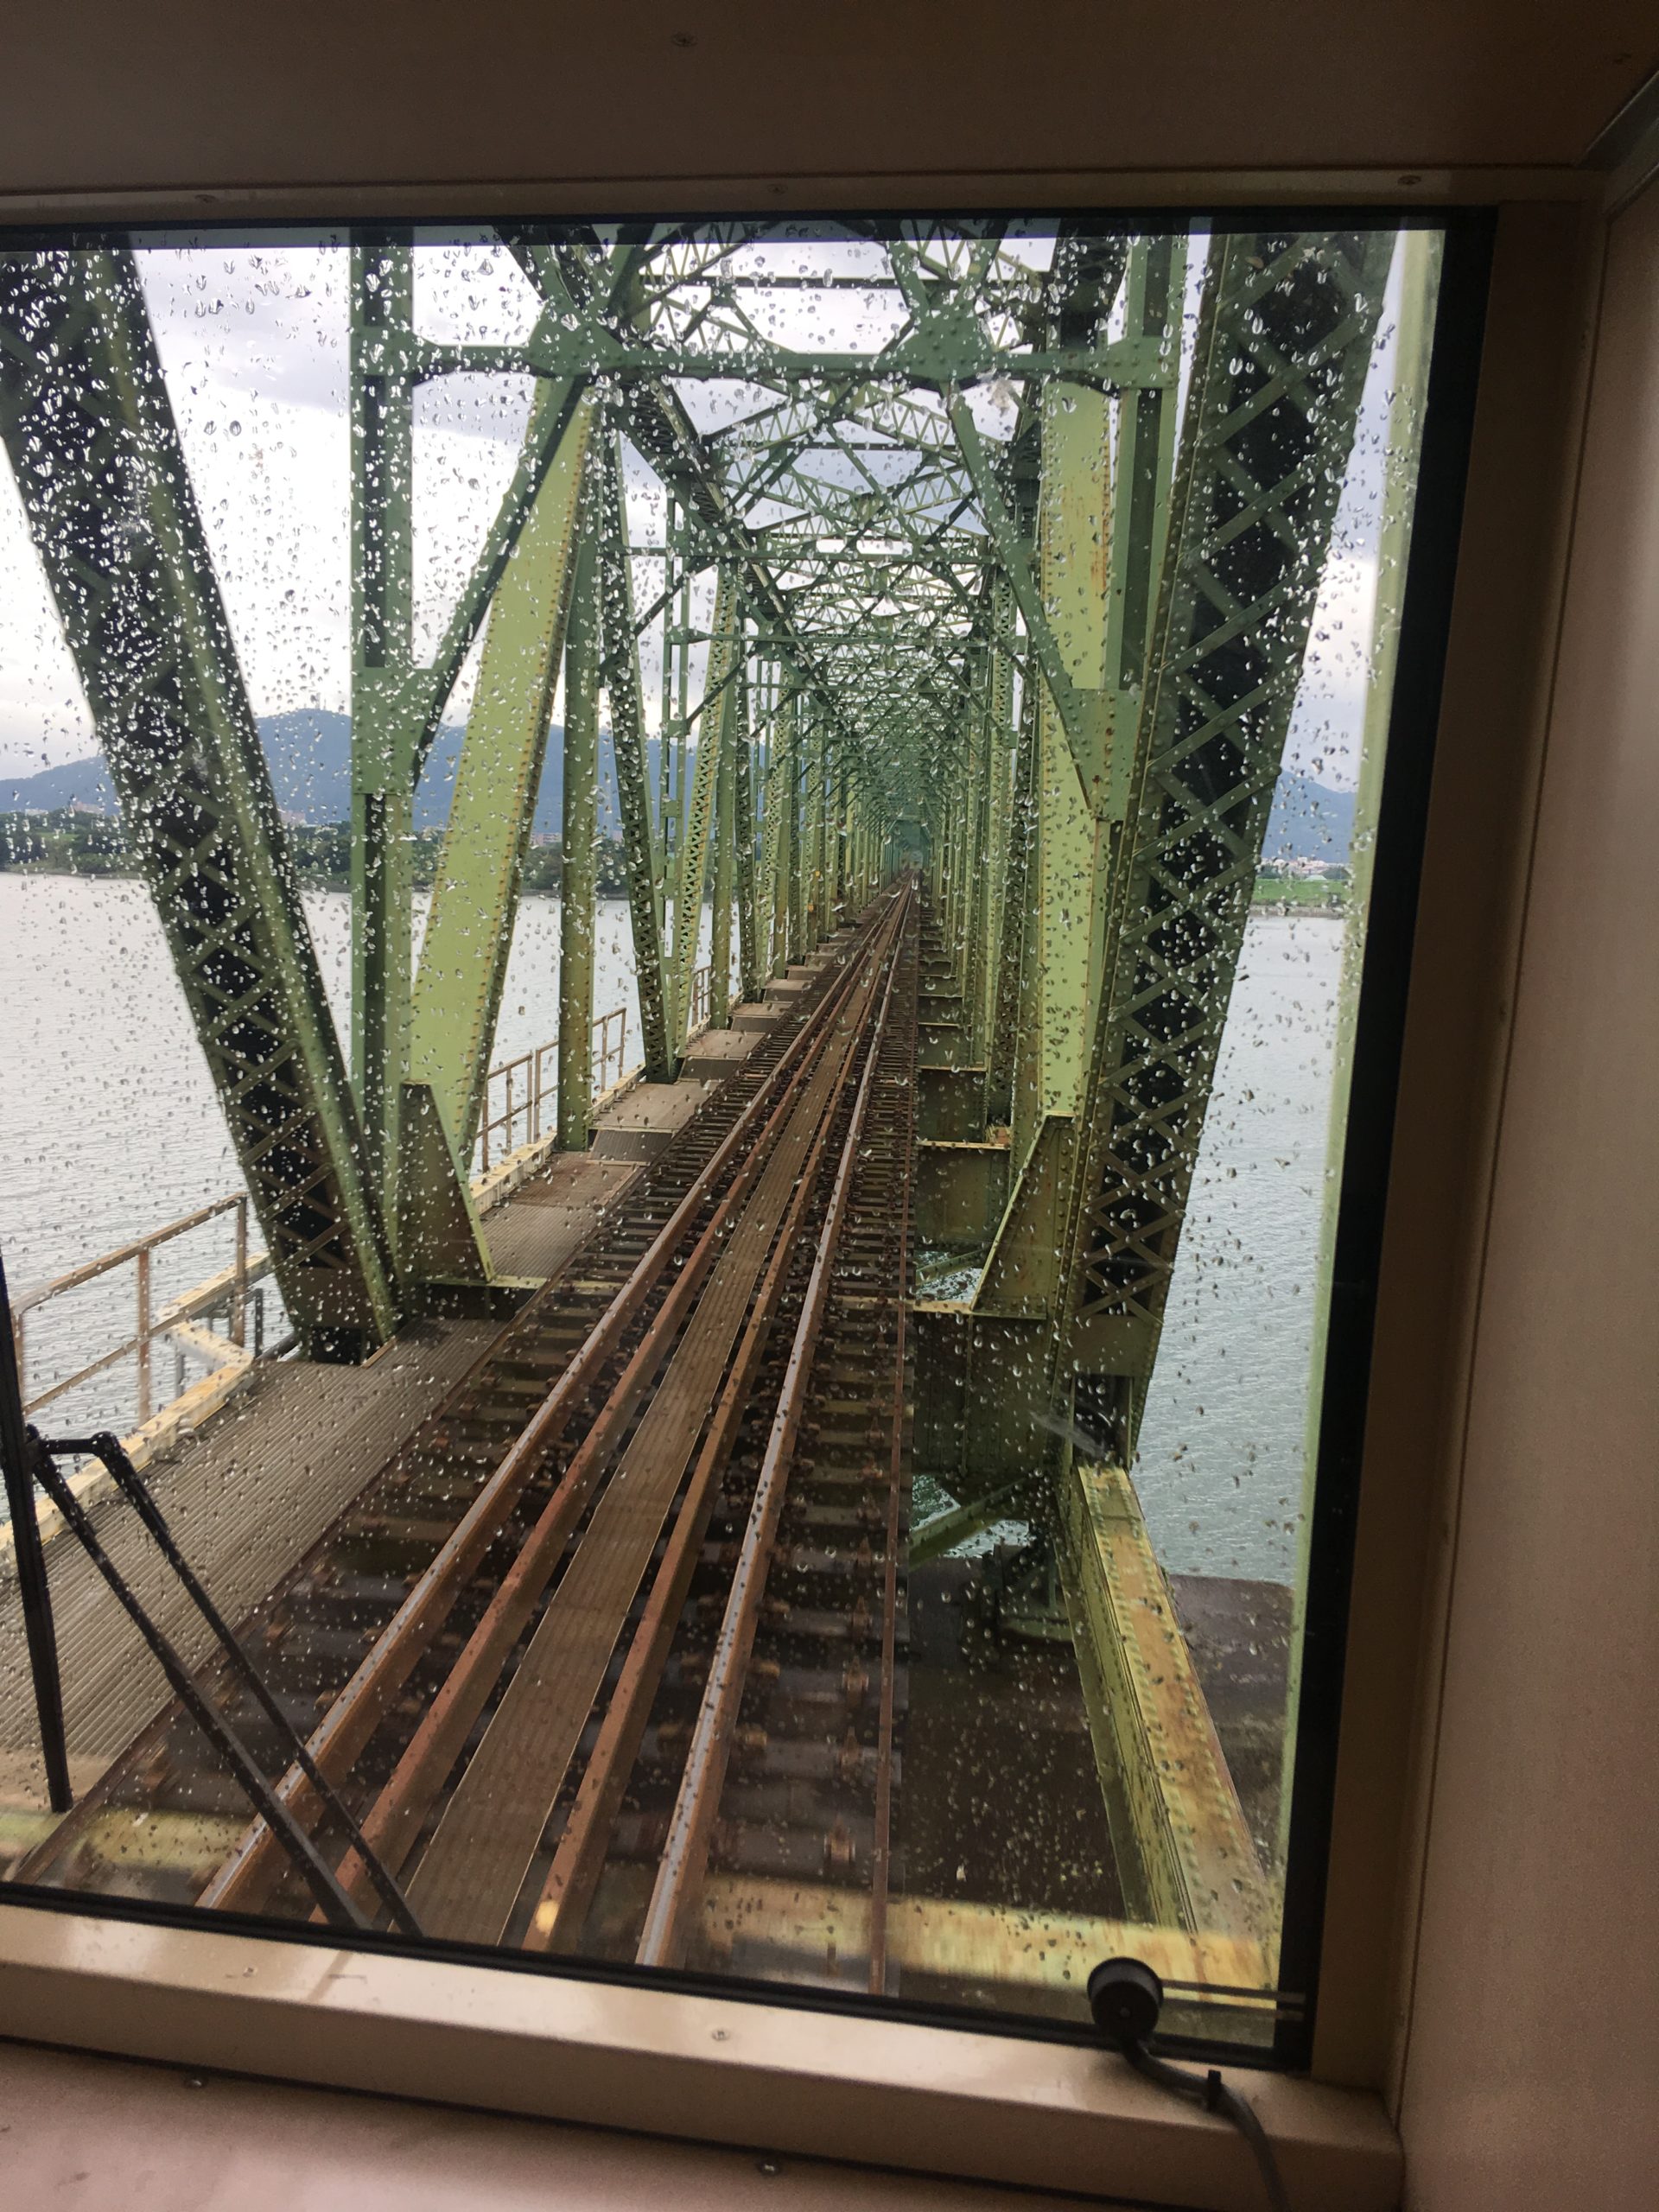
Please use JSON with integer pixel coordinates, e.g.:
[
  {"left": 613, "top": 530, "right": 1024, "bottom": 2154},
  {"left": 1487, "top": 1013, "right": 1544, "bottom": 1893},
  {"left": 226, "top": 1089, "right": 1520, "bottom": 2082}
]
[{"left": 1285, "top": 855, "right": 1347, "bottom": 880}]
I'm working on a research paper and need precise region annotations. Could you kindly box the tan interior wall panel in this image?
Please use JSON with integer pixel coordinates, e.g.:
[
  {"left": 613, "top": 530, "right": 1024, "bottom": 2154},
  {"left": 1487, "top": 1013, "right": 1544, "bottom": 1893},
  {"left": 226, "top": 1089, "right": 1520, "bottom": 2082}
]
[
  {"left": 0, "top": 2, "right": 1651, "bottom": 204},
  {"left": 1312, "top": 200, "right": 1606, "bottom": 2091},
  {"left": 1395, "top": 172, "right": 1659, "bottom": 2210}
]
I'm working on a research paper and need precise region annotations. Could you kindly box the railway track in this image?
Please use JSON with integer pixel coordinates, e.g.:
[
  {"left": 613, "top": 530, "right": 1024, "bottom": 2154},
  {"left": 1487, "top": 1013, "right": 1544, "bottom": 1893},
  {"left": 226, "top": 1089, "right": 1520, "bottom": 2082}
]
[{"left": 23, "top": 885, "right": 919, "bottom": 1987}]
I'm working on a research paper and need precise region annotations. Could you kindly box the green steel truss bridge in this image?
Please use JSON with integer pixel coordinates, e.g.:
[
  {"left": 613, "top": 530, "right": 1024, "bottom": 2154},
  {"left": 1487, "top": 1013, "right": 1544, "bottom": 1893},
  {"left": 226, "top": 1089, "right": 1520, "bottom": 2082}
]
[{"left": 0, "top": 219, "right": 1429, "bottom": 2004}]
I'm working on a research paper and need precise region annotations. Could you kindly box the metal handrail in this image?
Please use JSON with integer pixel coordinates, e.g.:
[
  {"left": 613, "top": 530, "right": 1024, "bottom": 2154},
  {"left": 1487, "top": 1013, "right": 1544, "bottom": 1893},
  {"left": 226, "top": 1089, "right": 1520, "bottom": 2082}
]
[
  {"left": 12, "top": 1194, "right": 250, "bottom": 1424},
  {"left": 16, "top": 1010, "right": 642, "bottom": 1427},
  {"left": 476, "top": 1004, "right": 637, "bottom": 1173},
  {"left": 689, "top": 962, "right": 712, "bottom": 1035},
  {"left": 593, "top": 1006, "right": 628, "bottom": 1096}
]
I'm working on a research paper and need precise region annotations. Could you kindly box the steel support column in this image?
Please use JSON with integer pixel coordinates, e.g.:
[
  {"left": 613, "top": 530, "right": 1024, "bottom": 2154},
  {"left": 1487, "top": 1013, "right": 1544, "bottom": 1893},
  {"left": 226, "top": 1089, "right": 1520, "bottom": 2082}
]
[
  {"left": 349, "top": 237, "right": 417, "bottom": 1222},
  {"left": 556, "top": 531, "right": 601, "bottom": 1150},
  {"left": 0, "top": 246, "right": 396, "bottom": 1357},
  {"left": 1063, "top": 230, "right": 1393, "bottom": 1437},
  {"left": 669, "top": 565, "right": 739, "bottom": 1054},
  {"left": 733, "top": 664, "right": 760, "bottom": 1003},
  {"left": 407, "top": 391, "right": 596, "bottom": 1159},
  {"left": 596, "top": 432, "right": 672, "bottom": 1081},
  {"left": 710, "top": 671, "right": 735, "bottom": 1028}
]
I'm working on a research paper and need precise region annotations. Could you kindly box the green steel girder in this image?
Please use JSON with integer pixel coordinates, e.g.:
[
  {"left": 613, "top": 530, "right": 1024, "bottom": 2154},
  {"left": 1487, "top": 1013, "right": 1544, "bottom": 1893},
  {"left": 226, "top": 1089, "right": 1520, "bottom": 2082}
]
[
  {"left": 731, "top": 662, "right": 761, "bottom": 1003},
  {"left": 1063, "top": 230, "right": 1395, "bottom": 1431},
  {"left": 669, "top": 564, "right": 740, "bottom": 1054},
  {"left": 350, "top": 235, "right": 642, "bottom": 1243},
  {"left": 595, "top": 431, "right": 673, "bottom": 1082},
  {"left": 349, "top": 236, "right": 416, "bottom": 1211},
  {"left": 557, "top": 524, "right": 601, "bottom": 1149},
  {"left": 2, "top": 215, "right": 1413, "bottom": 1483},
  {"left": 710, "top": 655, "right": 735, "bottom": 1027},
  {"left": 397, "top": 327, "right": 1164, "bottom": 393},
  {"left": 407, "top": 389, "right": 597, "bottom": 1160},
  {"left": 0, "top": 246, "right": 397, "bottom": 1358}
]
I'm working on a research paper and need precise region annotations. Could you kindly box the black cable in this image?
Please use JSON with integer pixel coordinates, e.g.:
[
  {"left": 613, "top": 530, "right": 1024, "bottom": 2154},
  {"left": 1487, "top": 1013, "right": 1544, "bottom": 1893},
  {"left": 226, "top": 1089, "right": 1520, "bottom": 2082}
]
[
  {"left": 1120, "top": 2039, "right": 1292, "bottom": 2212},
  {"left": 1089, "top": 1958, "right": 1293, "bottom": 2212},
  {"left": 56, "top": 1430, "right": 422, "bottom": 1939},
  {"left": 25, "top": 1432, "right": 374, "bottom": 1936}
]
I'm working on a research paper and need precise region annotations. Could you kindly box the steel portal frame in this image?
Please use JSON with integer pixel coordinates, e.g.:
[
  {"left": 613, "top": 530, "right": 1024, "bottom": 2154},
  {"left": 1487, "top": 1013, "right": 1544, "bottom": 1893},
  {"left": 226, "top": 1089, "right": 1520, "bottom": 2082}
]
[{"left": 0, "top": 219, "right": 1403, "bottom": 1461}]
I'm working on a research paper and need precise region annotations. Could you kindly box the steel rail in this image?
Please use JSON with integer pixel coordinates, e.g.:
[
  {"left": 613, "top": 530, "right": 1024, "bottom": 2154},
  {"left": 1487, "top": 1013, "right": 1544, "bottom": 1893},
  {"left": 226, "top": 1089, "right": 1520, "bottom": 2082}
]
[
  {"left": 200, "top": 902, "right": 897, "bottom": 1916},
  {"left": 335, "top": 894, "right": 912, "bottom": 1915},
  {"left": 524, "top": 888, "right": 912, "bottom": 1952},
  {"left": 15, "top": 976, "right": 812, "bottom": 1895},
  {"left": 866, "top": 957, "right": 916, "bottom": 1993},
  {"left": 635, "top": 890, "right": 910, "bottom": 1967}
]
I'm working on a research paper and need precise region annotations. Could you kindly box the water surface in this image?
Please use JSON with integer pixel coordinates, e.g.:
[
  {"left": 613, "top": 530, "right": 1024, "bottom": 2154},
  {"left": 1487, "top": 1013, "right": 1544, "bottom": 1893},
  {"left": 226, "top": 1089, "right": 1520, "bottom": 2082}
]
[{"left": 1, "top": 876, "right": 1343, "bottom": 1580}]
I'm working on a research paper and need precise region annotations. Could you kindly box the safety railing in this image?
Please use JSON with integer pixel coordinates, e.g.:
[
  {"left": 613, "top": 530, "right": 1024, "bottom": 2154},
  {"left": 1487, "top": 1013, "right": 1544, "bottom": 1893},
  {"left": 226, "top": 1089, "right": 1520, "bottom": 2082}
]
[
  {"left": 476, "top": 1004, "right": 636, "bottom": 1173},
  {"left": 476, "top": 1042, "right": 558, "bottom": 1175},
  {"left": 593, "top": 1006, "right": 629, "bottom": 1096},
  {"left": 15, "top": 1009, "right": 640, "bottom": 1441},
  {"left": 689, "top": 963, "right": 713, "bottom": 1035},
  {"left": 11, "top": 1194, "right": 253, "bottom": 1426}
]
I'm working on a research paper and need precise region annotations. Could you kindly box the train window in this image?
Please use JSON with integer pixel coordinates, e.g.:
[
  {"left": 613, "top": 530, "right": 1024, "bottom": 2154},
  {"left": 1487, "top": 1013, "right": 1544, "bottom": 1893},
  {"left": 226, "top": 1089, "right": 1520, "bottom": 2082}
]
[{"left": 0, "top": 213, "right": 1471, "bottom": 2071}]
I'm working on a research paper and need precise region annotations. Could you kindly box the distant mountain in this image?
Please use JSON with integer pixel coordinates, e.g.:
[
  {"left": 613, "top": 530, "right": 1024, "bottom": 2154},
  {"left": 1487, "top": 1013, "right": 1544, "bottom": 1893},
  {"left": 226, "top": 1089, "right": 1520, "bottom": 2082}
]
[
  {"left": 1262, "top": 772, "right": 1355, "bottom": 864},
  {"left": 3, "top": 716, "right": 1355, "bottom": 864},
  {"left": 0, "top": 709, "right": 657, "bottom": 839}
]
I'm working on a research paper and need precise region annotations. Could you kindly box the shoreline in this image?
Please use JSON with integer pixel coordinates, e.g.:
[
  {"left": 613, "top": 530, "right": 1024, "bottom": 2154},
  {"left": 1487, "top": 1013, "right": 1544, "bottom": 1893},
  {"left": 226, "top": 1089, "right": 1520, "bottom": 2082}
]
[{"left": 1, "top": 861, "right": 1348, "bottom": 917}]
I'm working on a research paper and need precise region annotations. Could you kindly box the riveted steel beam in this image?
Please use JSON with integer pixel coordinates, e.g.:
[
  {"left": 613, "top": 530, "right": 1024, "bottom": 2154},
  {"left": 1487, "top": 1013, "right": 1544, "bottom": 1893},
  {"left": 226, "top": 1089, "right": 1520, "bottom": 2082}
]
[
  {"left": 1063, "top": 229, "right": 1394, "bottom": 1441},
  {"left": 595, "top": 431, "right": 673, "bottom": 1082},
  {"left": 0, "top": 245, "right": 396, "bottom": 1359},
  {"left": 669, "top": 564, "right": 740, "bottom": 1056},
  {"left": 407, "top": 390, "right": 597, "bottom": 1160},
  {"left": 557, "top": 528, "right": 601, "bottom": 1151}
]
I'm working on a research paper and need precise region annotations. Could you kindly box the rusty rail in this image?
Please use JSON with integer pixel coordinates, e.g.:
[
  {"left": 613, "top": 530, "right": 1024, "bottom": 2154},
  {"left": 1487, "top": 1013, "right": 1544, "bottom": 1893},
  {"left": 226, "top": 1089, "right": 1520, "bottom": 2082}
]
[
  {"left": 634, "top": 891, "right": 909, "bottom": 1966},
  {"left": 337, "top": 950, "right": 887, "bottom": 1918},
  {"left": 197, "top": 914, "right": 888, "bottom": 1915},
  {"left": 527, "top": 899, "right": 910, "bottom": 1950},
  {"left": 20, "top": 895, "right": 922, "bottom": 1970}
]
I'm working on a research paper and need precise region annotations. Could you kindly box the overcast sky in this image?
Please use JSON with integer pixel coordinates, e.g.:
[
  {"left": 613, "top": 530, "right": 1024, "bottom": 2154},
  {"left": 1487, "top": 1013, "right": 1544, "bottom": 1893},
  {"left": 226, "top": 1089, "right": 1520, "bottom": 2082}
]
[{"left": 0, "top": 228, "right": 1412, "bottom": 790}]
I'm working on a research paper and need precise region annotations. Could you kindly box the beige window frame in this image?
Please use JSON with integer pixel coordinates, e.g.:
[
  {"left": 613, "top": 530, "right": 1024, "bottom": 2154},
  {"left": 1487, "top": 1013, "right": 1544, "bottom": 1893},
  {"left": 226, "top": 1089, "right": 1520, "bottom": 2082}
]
[{"left": 0, "top": 184, "right": 1599, "bottom": 2212}]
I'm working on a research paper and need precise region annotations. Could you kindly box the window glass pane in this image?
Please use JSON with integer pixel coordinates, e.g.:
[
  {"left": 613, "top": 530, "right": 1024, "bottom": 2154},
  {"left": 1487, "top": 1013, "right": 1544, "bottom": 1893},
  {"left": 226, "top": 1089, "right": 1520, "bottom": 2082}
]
[{"left": 0, "top": 216, "right": 1447, "bottom": 2061}]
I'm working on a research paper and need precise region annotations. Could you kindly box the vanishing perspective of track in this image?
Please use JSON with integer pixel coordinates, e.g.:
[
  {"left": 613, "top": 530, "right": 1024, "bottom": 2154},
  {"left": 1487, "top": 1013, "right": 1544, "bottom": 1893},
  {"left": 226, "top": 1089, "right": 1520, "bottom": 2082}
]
[{"left": 22, "top": 886, "right": 918, "bottom": 1985}]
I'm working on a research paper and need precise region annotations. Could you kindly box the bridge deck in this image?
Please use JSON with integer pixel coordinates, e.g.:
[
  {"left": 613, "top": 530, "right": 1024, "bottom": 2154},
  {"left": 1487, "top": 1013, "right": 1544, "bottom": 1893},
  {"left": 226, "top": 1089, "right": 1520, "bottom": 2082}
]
[
  {"left": 0, "top": 895, "right": 1279, "bottom": 2034},
  {"left": 0, "top": 1013, "right": 785, "bottom": 1807}
]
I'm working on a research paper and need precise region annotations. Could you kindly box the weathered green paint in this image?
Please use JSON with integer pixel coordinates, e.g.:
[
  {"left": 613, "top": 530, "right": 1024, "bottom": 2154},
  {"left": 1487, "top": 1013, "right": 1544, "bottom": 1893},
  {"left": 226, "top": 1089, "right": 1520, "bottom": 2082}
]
[
  {"left": 767, "top": 694, "right": 797, "bottom": 975},
  {"left": 2, "top": 221, "right": 1412, "bottom": 1619},
  {"left": 556, "top": 530, "right": 601, "bottom": 1151},
  {"left": 710, "top": 670, "right": 735, "bottom": 1028},
  {"left": 349, "top": 236, "right": 417, "bottom": 1221},
  {"left": 732, "top": 666, "right": 760, "bottom": 1003},
  {"left": 1036, "top": 377, "right": 1116, "bottom": 1127},
  {"left": 670, "top": 566, "right": 738, "bottom": 1054},
  {"left": 1062, "top": 229, "right": 1394, "bottom": 1449},
  {"left": 978, "top": 597, "right": 1018, "bottom": 1074},
  {"left": 396, "top": 1083, "right": 496, "bottom": 1290},
  {"left": 987, "top": 676, "right": 1037, "bottom": 1128},
  {"left": 0, "top": 245, "right": 397, "bottom": 1357},
  {"left": 596, "top": 434, "right": 672, "bottom": 1081},
  {"left": 804, "top": 713, "right": 828, "bottom": 945},
  {"left": 408, "top": 391, "right": 596, "bottom": 1158}
]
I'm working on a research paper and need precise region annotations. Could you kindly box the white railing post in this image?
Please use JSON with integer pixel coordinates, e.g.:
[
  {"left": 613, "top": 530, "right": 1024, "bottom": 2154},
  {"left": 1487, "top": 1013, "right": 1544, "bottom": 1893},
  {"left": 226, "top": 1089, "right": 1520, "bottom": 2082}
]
[{"left": 232, "top": 1194, "right": 249, "bottom": 1348}]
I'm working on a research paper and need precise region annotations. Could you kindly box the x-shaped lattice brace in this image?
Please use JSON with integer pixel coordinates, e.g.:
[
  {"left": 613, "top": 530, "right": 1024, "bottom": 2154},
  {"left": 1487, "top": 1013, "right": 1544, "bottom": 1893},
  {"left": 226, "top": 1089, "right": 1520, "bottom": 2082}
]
[{"left": 1064, "top": 231, "right": 1394, "bottom": 1440}]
